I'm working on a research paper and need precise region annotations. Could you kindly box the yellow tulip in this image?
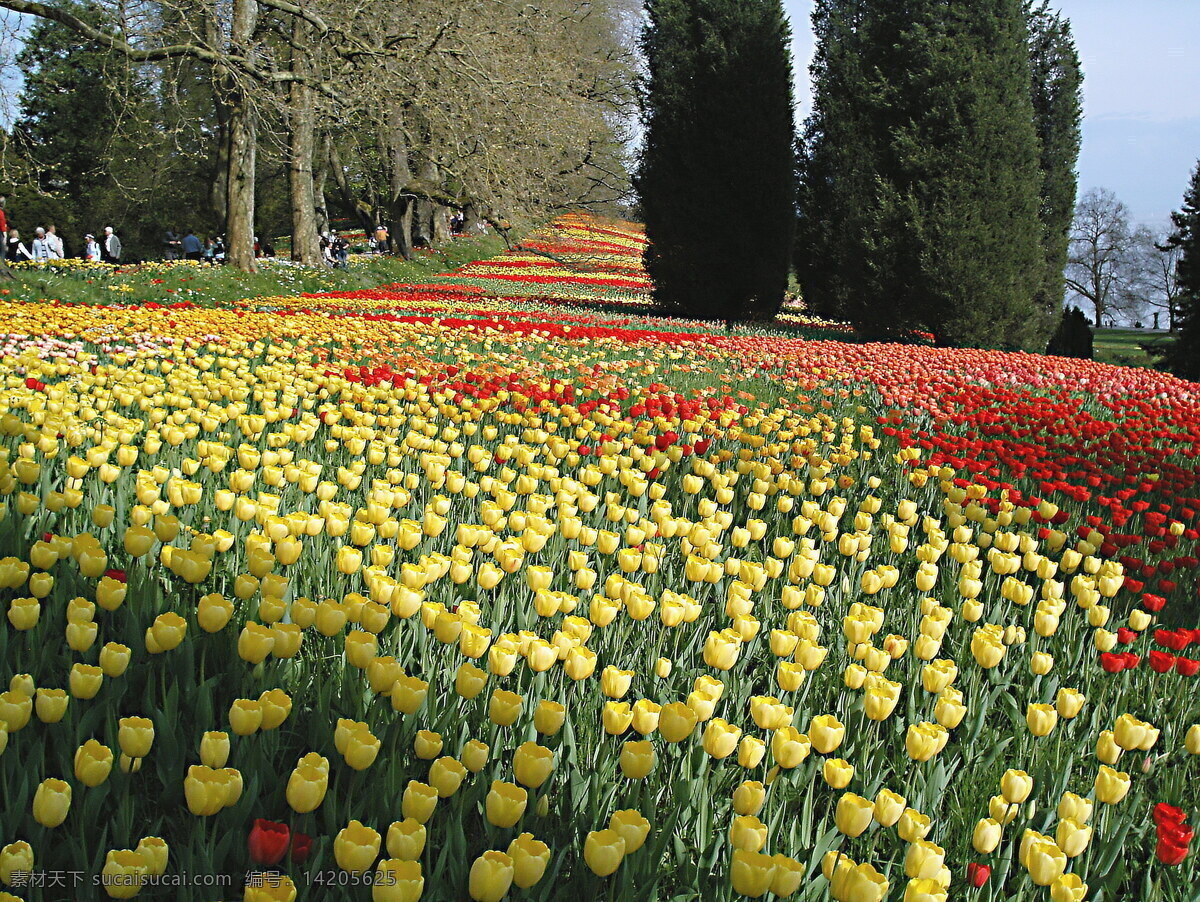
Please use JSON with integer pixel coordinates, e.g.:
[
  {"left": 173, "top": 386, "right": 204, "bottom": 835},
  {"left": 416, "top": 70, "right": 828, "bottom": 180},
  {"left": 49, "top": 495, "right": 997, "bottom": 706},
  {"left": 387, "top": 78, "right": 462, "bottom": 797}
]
[
  {"left": 99, "top": 849, "right": 148, "bottom": 899},
  {"left": 583, "top": 829, "right": 625, "bottom": 877},
  {"left": 534, "top": 700, "right": 567, "bottom": 736},
  {"left": 402, "top": 780, "right": 439, "bottom": 824},
  {"left": 372, "top": 859, "right": 423, "bottom": 902},
  {"left": 183, "top": 765, "right": 226, "bottom": 816},
  {"left": 391, "top": 676, "right": 430, "bottom": 715},
  {"left": 118, "top": 716, "right": 154, "bottom": 758},
  {"left": 658, "top": 702, "right": 698, "bottom": 743},
  {"left": 972, "top": 818, "right": 1003, "bottom": 854},
  {"left": 1185, "top": 724, "right": 1200, "bottom": 755},
  {"left": 32, "top": 777, "right": 71, "bottom": 827},
  {"left": 99, "top": 642, "right": 131, "bottom": 678},
  {"left": 488, "top": 689, "right": 522, "bottom": 726},
  {"left": 508, "top": 833, "right": 550, "bottom": 888},
  {"left": 1049, "top": 874, "right": 1088, "bottom": 902},
  {"left": 874, "top": 789, "right": 906, "bottom": 827},
  {"left": 1025, "top": 838, "right": 1067, "bottom": 886},
  {"left": 0, "top": 841, "right": 33, "bottom": 887},
  {"left": 334, "top": 820, "right": 381, "bottom": 873},
  {"left": 835, "top": 793, "right": 874, "bottom": 838},
  {"left": 485, "top": 780, "right": 527, "bottom": 828},
  {"left": 200, "top": 732, "right": 230, "bottom": 769},
  {"left": 730, "top": 849, "right": 776, "bottom": 897},
  {"left": 702, "top": 719, "right": 741, "bottom": 759},
  {"left": 74, "top": 739, "right": 115, "bottom": 787},
  {"left": 414, "top": 730, "right": 443, "bottom": 760},
  {"left": 461, "top": 739, "right": 490, "bottom": 773},
  {"left": 455, "top": 662, "right": 489, "bottom": 700},
  {"left": 135, "top": 837, "right": 168, "bottom": 876},
  {"left": 823, "top": 757, "right": 854, "bottom": 788},
  {"left": 831, "top": 861, "right": 889, "bottom": 902},
  {"left": 469, "top": 850, "right": 514, "bottom": 902},
  {"left": 1094, "top": 765, "right": 1130, "bottom": 804},
  {"left": 1055, "top": 817, "right": 1092, "bottom": 857},
  {"left": 1001, "top": 769, "right": 1033, "bottom": 804},
  {"left": 286, "top": 761, "right": 329, "bottom": 814},
  {"left": 904, "top": 840, "right": 945, "bottom": 880},
  {"left": 614, "top": 739, "right": 654, "bottom": 780},
  {"left": 729, "top": 814, "right": 768, "bottom": 851},
  {"left": 34, "top": 688, "right": 69, "bottom": 724},
  {"left": 513, "top": 742, "right": 554, "bottom": 789},
  {"left": 386, "top": 819, "right": 427, "bottom": 861},
  {"left": 1026, "top": 703, "right": 1058, "bottom": 737},
  {"left": 897, "top": 808, "right": 932, "bottom": 842}
]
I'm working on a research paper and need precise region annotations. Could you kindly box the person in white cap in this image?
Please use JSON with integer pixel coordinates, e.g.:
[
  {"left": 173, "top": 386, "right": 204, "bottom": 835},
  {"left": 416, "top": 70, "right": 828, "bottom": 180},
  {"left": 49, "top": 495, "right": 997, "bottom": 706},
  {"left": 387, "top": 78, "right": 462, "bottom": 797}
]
[
  {"left": 84, "top": 234, "right": 101, "bottom": 262},
  {"left": 31, "top": 227, "right": 52, "bottom": 262},
  {"left": 102, "top": 226, "right": 122, "bottom": 263}
]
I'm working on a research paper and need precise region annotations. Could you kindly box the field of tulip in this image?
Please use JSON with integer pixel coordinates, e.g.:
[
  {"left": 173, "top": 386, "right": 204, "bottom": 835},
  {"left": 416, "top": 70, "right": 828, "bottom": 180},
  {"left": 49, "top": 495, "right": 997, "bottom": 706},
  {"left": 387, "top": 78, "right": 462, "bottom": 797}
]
[{"left": 0, "top": 213, "right": 1198, "bottom": 902}]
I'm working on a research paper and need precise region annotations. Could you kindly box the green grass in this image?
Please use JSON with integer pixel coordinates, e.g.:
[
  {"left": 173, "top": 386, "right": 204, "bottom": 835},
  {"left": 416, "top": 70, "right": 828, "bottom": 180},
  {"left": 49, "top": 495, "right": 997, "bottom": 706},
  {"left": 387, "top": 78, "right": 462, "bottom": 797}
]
[
  {"left": 0, "top": 234, "right": 511, "bottom": 308},
  {"left": 1092, "top": 327, "right": 1176, "bottom": 369}
]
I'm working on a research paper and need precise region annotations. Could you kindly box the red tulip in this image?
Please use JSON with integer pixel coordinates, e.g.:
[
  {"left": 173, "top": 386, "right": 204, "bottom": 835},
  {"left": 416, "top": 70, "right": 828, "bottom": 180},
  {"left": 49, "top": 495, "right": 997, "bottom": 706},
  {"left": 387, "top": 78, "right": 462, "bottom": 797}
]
[
  {"left": 967, "top": 863, "right": 991, "bottom": 888},
  {"left": 1099, "top": 653, "right": 1127, "bottom": 673},
  {"left": 1149, "top": 650, "right": 1177, "bottom": 673},
  {"left": 1154, "top": 804, "right": 1187, "bottom": 828},
  {"left": 289, "top": 831, "right": 313, "bottom": 863},
  {"left": 248, "top": 819, "right": 290, "bottom": 866},
  {"left": 1156, "top": 836, "right": 1191, "bottom": 866}
]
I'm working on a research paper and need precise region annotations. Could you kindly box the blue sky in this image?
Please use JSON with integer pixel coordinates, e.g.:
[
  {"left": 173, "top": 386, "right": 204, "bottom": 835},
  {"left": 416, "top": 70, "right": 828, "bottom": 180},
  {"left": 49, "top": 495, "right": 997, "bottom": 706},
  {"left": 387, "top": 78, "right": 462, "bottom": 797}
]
[{"left": 784, "top": 0, "right": 1200, "bottom": 229}]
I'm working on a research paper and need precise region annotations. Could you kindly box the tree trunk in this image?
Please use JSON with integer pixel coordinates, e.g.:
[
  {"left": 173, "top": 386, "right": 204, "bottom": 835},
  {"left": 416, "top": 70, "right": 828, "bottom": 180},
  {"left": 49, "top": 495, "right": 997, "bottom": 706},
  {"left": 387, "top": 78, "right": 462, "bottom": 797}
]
[
  {"left": 432, "top": 204, "right": 452, "bottom": 246},
  {"left": 211, "top": 110, "right": 230, "bottom": 226},
  {"left": 314, "top": 143, "right": 330, "bottom": 237},
  {"left": 412, "top": 160, "right": 439, "bottom": 247},
  {"left": 462, "top": 203, "right": 484, "bottom": 234},
  {"left": 390, "top": 200, "right": 415, "bottom": 260},
  {"left": 288, "top": 21, "right": 321, "bottom": 266},
  {"left": 224, "top": 0, "right": 258, "bottom": 272},
  {"left": 385, "top": 107, "right": 415, "bottom": 259},
  {"left": 327, "top": 137, "right": 375, "bottom": 235},
  {"left": 225, "top": 98, "right": 257, "bottom": 272}
]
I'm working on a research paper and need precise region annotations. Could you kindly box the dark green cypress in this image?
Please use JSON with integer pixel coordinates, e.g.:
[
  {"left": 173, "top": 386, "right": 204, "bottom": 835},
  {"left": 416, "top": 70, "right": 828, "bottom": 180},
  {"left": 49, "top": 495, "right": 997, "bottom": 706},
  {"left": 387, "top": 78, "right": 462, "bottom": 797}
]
[
  {"left": 797, "top": 0, "right": 1050, "bottom": 349},
  {"left": 1046, "top": 306, "right": 1093, "bottom": 359},
  {"left": 637, "top": 0, "right": 797, "bottom": 320},
  {"left": 1026, "top": 1, "right": 1084, "bottom": 337},
  {"left": 1161, "top": 162, "right": 1200, "bottom": 381}
]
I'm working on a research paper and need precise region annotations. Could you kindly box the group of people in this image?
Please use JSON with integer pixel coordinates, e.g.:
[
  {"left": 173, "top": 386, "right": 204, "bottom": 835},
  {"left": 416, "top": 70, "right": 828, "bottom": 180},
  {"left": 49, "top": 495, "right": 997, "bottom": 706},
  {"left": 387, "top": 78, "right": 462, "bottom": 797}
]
[
  {"left": 165, "top": 230, "right": 238, "bottom": 263},
  {"left": 321, "top": 231, "right": 352, "bottom": 268},
  {"left": 0, "top": 195, "right": 123, "bottom": 264}
]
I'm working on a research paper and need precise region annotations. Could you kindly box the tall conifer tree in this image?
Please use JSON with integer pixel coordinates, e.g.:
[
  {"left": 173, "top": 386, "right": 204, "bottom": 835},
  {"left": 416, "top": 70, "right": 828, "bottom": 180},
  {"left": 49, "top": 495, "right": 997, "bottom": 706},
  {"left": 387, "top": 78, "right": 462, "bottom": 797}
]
[
  {"left": 637, "top": 0, "right": 797, "bottom": 320},
  {"left": 797, "top": 0, "right": 1054, "bottom": 349},
  {"left": 1162, "top": 163, "right": 1200, "bottom": 381},
  {"left": 1027, "top": 1, "right": 1083, "bottom": 336}
]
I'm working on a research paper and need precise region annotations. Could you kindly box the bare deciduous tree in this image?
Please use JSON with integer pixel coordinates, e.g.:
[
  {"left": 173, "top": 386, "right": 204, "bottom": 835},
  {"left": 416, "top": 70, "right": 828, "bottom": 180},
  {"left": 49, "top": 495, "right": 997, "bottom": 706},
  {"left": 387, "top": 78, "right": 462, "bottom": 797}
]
[{"left": 1066, "top": 187, "right": 1142, "bottom": 327}]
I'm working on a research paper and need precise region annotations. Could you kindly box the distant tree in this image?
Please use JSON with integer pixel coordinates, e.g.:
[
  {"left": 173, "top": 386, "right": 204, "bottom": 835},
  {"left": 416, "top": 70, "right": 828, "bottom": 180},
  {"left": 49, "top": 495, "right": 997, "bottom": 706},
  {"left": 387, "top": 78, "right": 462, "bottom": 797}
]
[
  {"left": 1045, "top": 305, "right": 1093, "bottom": 358},
  {"left": 796, "top": 0, "right": 1047, "bottom": 349},
  {"left": 1026, "top": 0, "right": 1083, "bottom": 333},
  {"left": 1066, "top": 188, "right": 1144, "bottom": 328},
  {"left": 1160, "top": 162, "right": 1200, "bottom": 380},
  {"left": 1125, "top": 226, "right": 1184, "bottom": 331},
  {"left": 637, "top": 0, "right": 796, "bottom": 320}
]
